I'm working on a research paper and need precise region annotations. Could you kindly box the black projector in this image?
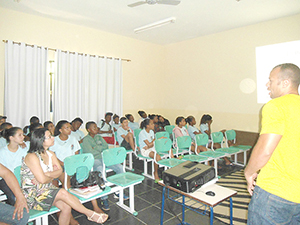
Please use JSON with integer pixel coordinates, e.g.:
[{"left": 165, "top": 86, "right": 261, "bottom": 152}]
[{"left": 162, "top": 161, "right": 215, "bottom": 193}]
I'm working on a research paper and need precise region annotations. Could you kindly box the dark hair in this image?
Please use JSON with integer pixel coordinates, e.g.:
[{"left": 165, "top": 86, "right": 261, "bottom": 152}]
[
  {"left": 113, "top": 114, "right": 119, "bottom": 120},
  {"left": 105, "top": 112, "right": 113, "bottom": 118},
  {"left": 140, "top": 119, "right": 151, "bottom": 129},
  {"left": 200, "top": 114, "right": 212, "bottom": 124},
  {"left": 28, "top": 128, "right": 48, "bottom": 154},
  {"left": 86, "top": 121, "right": 96, "bottom": 131},
  {"left": 0, "top": 122, "right": 13, "bottom": 137},
  {"left": 54, "top": 120, "right": 70, "bottom": 136},
  {"left": 175, "top": 116, "right": 185, "bottom": 125},
  {"left": 138, "top": 111, "right": 145, "bottom": 117},
  {"left": 43, "top": 121, "right": 53, "bottom": 129},
  {"left": 30, "top": 116, "right": 40, "bottom": 124},
  {"left": 274, "top": 63, "right": 300, "bottom": 87},
  {"left": 29, "top": 123, "right": 43, "bottom": 133},
  {"left": 4, "top": 127, "right": 22, "bottom": 143},
  {"left": 120, "top": 117, "right": 127, "bottom": 123},
  {"left": 186, "top": 116, "right": 194, "bottom": 125},
  {"left": 125, "top": 114, "right": 132, "bottom": 120},
  {"left": 148, "top": 114, "right": 157, "bottom": 120},
  {"left": 72, "top": 117, "right": 83, "bottom": 124}
]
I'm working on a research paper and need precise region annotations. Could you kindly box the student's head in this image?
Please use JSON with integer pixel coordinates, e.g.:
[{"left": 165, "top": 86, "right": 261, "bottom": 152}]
[
  {"left": 200, "top": 114, "right": 212, "bottom": 124},
  {"left": 125, "top": 114, "right": 134, "bottom": 122},
  {"left": 158, "top": 115, "right": 165, "bottom": 123},
  {"left": 4, "top": 127, "right": 24, "bottom": 144},
  {"left": 268, "top": 63, "right": 300, "bottom": 99},
  {"left": 86, "top": 121, "right": 98, "bottom": 135},
  {"left": 54, "top": 120, "right": 71, "bottom": 136},
  {"left": 140, "top": 119, "right": 154, "bottom": 130},
  {"left": 44, "top": 121, "right": 55, "bottom": 135},
  {"left": 148, "top": 114, "right": 158, "bottom": 123},
  {"left": 113, "top": 114, "right": 119, "bottom": 124},
  {"left": 175, "top": 116, "right": 186, "bottom": 127},
  {"left": 28, "top": 128, "right": 54, "bottom": 154},
  {"left": 120, "top": 117, "right": 128, "bottom": 128},
  {"left": 0, "top": 122, "right": 12, "bottom": 135},
  {"left": 30, "top": 116, "right": 40, "bottom": 125},
  {"left": 0, "top": 116, "right": 7, "bottom": 125},
  {"left": 105, "top": 112, "right": 113, "bottom": 123},
  {"left": 138, "top": 110, "right": 147, "bottom": 118},
  {"left": 71, "top": 117, "right": 83, "bottom": 131},
  {"left": 29, "top": 123, "right": 43, "bottom": 133},
  {"left": 186, "top": 116, "right": 196, "bottom": 125}
]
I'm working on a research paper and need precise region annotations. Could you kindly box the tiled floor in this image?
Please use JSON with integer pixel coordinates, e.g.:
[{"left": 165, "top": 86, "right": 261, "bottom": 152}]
[{"left": 48, "top": 157, "right": 240, "bottom": 225}]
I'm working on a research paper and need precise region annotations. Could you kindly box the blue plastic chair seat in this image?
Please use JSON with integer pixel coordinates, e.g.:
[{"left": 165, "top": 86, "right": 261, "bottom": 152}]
[
  {"left": 182, "top": 155, "right": 208, "bottom": 162},
  {"left": 199, "top": 151, "right": 226, "bottom": 158},
  {"left": 107, "top": 172, "right": 144, "bottom": 187},
  {"left": 215, "top": 148, "right": 240, "bottom": 154},
  {"left": 158, "top": 158, "right": 184, "bottom": 168}
]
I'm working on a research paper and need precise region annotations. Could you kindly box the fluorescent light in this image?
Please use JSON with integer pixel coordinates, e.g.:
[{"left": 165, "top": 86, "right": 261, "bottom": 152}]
[{"left": 134, "top": 17, "right": 176, "bottom": 34}]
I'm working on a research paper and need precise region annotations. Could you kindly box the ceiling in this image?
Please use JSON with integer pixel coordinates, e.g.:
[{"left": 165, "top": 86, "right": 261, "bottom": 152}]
[{"left": 1, "top": 0, "right": 300, "bottom": 45}]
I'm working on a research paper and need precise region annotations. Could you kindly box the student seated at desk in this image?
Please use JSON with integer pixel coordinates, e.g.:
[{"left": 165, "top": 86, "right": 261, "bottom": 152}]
[
  {"left": 173, "top": 117, "right": 207, "bottom": 154},
  {"left": 0, "top": 127, "right": 29, "bottom": 206},
  {"left": 112, "top": 114, "right": 121, "bottom": 132},
  {"left": 81, "top": 121, "right": 129, "bottom": 211},
  {"left": 0, "top": 122, "right": 12, "bottom": 148},
  {"left": 139, "top": 119, "right": 172, "bottom": 181},
  {"left": 200, "top": 114, "right": 232, "bottom": 166},
  {"left": 22, "top": 128, "right": 108, "bottom": 224},
  {"left": 98, "top": 112, "right": 115, "bottom": 145},
  {"left": 117, "top": 117, "right": 136, "bottom": 151},
  {"left": 70, "top": 117, "right": 85, "bottom": 144},
  {"left": 49, "top": 120, "right": 80, "bottom": 187},
  {"left": 148, "top": 114, "right": 164, "bottom": 133},
  {"left": 43, "top": 121, "right": 55, "bottom": 136},
  {"left": 125, "top": 114, "right": 139, "bottom": 131}
]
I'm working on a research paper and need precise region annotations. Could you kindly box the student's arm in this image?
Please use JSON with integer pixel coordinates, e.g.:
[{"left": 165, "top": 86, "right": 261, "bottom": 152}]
[
  {"left": 24, "top": 153, "right": 54, "bottom": 184},
  {"left": 193, "top": 131, "right": 201, "bottom": 135},
  {"left": 244, "top": 133, "right": 281, "bottom": 196},
  {"left": 0, "top": 164, "right": 29, "bottom": 220},
  {"left": 44, "top": 151, "right": 63, "bottom": 179},
  {"left": 143, "top": 139, "right": 154, "bottom": 149}
]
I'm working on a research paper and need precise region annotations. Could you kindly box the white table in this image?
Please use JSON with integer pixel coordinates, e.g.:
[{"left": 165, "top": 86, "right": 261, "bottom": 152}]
[{"left": 159, "top": 181, "right": 237, "bottom": 225}]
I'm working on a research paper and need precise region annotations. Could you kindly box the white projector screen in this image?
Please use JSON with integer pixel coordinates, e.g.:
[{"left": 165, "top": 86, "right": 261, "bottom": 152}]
[{"left": 256, "top": 40, "right": 300, "bottom": 103}]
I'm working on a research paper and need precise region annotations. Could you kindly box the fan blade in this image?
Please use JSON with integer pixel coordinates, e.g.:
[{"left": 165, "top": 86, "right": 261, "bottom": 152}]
[
  {"left": 128, "top": 1, "right": 147, "bottom": 7},
  {"left": 157, "top": 0, "right": 181, "bottom": 5}
]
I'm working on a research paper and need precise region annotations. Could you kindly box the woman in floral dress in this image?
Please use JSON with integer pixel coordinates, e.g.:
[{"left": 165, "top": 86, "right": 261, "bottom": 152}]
[{"left": 21, "top": 128, "right": 108, "bottom": 224}]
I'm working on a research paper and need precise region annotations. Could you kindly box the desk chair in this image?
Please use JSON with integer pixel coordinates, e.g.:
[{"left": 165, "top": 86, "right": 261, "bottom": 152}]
[
  {"left": 102, "top": 147, "right": 144, "bottom": 215},
  {"left": 64, "top": 154, "right": 112, "bottom": 204}
]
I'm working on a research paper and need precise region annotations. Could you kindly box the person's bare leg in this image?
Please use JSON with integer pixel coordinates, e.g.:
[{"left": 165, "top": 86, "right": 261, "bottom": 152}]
[
  {"left": 125, "top": 133, "right": 135, "bottom": 151},
  {"left": 91, "top": 199, "right": 105, "bottom": 213},
  {"left": 197, "top": 145, "right": 207, "bottom": 154},
  {"left": 149, "top": 152, "right": 161, "bottom": 180},
  {"left": 53, "top": 189, "right": 108, "bottom": 223},
  {"left": 54, "top": 200, "right": 72, "bottom": 225}
]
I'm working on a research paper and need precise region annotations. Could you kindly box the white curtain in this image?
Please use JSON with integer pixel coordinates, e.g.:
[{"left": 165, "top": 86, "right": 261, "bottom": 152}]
[
  {"left": 4, "top": 40, "right": 49, "bottom": 127},
  {"left": 53, "top": 50, "right": 122, "bottom": 124}
]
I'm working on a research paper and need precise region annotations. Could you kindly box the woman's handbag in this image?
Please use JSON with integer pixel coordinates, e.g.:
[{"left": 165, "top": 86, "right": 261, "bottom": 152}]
[{"left": 70, "top": 168, "right": 106, "bottom": 190}]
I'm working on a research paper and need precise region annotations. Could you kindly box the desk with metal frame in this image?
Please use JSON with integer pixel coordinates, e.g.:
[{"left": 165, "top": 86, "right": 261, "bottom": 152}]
[{"left": 159, "top": 181, "right": 237, "bottom": 225}]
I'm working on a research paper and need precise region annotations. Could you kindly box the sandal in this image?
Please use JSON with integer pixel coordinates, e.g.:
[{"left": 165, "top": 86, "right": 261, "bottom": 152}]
[{"left": 88, "top": 212, "right": 108, "bottom": 224}]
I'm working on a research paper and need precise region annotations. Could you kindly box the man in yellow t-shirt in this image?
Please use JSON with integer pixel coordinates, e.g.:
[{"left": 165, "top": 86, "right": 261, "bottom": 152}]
[{"left": 245, "top": 63, "right": 300, "bottom": 224}]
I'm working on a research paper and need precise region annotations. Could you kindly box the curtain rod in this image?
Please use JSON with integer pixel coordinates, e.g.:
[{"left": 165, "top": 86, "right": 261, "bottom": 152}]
[{"left": 2, "top": 40, "right": 131, "bottom": 62}]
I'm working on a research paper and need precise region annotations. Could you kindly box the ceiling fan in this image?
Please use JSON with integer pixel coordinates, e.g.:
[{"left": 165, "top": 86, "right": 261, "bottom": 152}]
[{"left": 128, "top": 0, "right": 181, "bottom": 8}]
